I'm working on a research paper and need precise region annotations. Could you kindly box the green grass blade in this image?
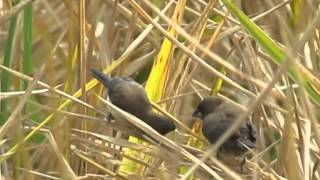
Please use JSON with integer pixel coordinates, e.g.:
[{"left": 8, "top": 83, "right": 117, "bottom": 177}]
[
  {"left": 23, "top": 3, "right": 33, "bottom": 86},
  {"left": 0, "top": 0, "right": 20, "bottom": 125},
  {"left": 222, "top": 0, "right": 320, "bottom": 104}
]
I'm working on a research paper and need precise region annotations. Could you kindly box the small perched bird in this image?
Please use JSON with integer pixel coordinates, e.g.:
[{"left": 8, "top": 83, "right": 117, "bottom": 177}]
[
  {"left": 193, "top": 96, "right": 256, "bottom": 171},
  {"left": 91, "top": 69, "right": 176, "bottom": 135}
]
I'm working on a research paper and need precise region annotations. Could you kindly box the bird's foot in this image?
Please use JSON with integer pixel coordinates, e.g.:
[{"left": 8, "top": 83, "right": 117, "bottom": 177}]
[
  {"left": 240, "top": 157, "right": 246, "bottom": 173},
  {"left": 106, "top": 113, "right": 113, "bottom": 124}
]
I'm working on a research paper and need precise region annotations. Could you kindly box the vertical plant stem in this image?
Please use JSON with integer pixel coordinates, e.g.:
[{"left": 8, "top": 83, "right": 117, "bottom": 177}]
[
  {"left": 0, "top": 0, "right": 20, "bottom": 125},
  {"left": 23, "top": 3, "right": 33, "bottom": 88}
]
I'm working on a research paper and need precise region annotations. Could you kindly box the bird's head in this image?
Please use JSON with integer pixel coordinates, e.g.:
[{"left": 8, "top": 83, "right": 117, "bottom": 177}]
[{"left": 193, "top": 96, "right": 223, "bottom": 119}]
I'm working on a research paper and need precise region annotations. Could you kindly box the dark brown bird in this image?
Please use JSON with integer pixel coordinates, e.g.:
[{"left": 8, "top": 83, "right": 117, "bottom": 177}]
[
  {"left": 91, "top": 69, "right": 176, "bottom": 135},
  {"left": 193, "top": 96, "right": 256, "bottom": 155}
]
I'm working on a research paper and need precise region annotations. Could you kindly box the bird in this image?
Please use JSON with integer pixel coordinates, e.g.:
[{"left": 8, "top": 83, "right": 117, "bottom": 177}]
[
  {"left": 193, "top": 96, "right": 257, "bottom": 171},
  {"left": 91, "top": 69, "right": 176, "bottom": 135}
]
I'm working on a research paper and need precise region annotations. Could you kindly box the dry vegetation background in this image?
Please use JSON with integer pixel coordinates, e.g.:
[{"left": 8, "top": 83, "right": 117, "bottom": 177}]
[{"left": 1, "top": 0, "right": 320, "bottom": 179}]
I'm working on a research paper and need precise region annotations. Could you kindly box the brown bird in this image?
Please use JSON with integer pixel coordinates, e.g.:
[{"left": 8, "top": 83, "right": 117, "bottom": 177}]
[
  {"left": 91, "top": 69, "right": 176, "bottom": 135},
  {"left": 193, "top": 96, "right": 257, "bottom": 171}
]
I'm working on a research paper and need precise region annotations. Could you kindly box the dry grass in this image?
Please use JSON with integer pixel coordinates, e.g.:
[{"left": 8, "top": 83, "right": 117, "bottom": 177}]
[{"left": 0, "top": 0, "right": 320, "bottom": 179}]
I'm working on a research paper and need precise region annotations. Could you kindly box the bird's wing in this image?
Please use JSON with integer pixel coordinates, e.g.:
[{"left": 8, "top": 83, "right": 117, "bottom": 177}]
[
  {"left": 203, "top": 113, "right": 233, "bottom": 143},
  {"left": 109, "top": 80, "right": 152, "bottom": 115},
  {"left": 237, "top": 123, "right": 257, "bottom": 148}
]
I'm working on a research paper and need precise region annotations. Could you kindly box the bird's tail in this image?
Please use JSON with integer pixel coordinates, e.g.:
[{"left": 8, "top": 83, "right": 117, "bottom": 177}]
[{"left": 91, "top": 69, "right": 112, "bottom": 87}]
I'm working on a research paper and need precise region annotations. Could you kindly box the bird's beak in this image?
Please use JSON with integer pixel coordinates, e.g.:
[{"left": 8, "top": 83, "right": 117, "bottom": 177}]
[{"left": 192, "top": 110, "right": 202, "bottom": 118}]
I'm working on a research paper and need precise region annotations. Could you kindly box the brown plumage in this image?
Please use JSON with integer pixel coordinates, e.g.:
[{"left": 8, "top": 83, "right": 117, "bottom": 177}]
[
  {"left": 193, "top": 96, "right": 257, "bottom": 172},
  {"left": 91, "top": 69, "right": 176, "bottom": 135}
]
